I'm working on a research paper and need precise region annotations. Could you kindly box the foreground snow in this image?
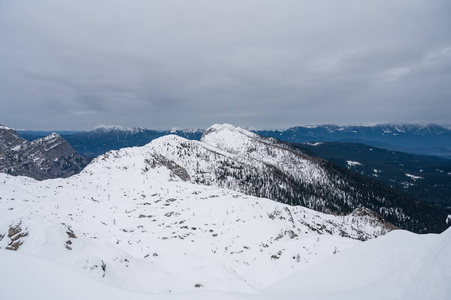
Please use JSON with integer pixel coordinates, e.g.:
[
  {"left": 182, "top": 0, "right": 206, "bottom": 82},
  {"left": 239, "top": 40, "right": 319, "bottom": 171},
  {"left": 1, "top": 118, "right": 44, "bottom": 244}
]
[
  {"left": 266, "top": 228, "right": 451, "bottom": 300},
  {"left": 1, "top": 228, "right": 450, "bottom": 300}
]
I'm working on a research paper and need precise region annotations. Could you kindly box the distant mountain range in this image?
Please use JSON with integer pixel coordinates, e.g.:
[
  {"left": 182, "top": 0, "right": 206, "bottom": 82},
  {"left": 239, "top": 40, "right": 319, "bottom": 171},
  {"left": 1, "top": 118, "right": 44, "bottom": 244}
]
[
  {"left": 18, "top": 125, "right": 204, "bottom": 157},
  {"left": 17, "top": 123, "right": 451, "bottom": 158},
  {"left": 256, "top": 124, "right": 451, "bottom": 158}
]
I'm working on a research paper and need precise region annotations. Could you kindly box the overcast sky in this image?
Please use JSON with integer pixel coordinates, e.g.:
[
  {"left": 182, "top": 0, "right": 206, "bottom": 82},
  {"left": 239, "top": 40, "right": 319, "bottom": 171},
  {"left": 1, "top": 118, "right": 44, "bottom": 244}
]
[{"left": 1, "top": 0, "right": 450, "bottom": 130}]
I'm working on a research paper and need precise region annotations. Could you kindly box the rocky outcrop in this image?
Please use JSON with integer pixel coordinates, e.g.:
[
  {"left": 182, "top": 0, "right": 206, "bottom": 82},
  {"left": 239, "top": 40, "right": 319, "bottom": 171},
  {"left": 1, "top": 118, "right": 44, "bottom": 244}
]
[{"left": 0, "top": 124, "right": 90, "bottom": 180}]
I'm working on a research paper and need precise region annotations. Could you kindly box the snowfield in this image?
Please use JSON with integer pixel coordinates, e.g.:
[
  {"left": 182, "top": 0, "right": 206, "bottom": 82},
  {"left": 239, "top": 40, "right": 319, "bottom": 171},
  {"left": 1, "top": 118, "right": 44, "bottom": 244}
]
[
  {"left": 0, "top": 164, "right": 386, "bottom": 294},
  {"left": 0, "top": 124, "right": 450, "bottom": 299},
  {"left": 347, "top": 160, "right": 363, "bottom": 167},
  {"left": 266, "top": 228, "right": 451, "bottom": 300},
  {"left": 1, "top": 228, "right": 450, "bottom": 300},
  {"left": 406, "top": 173, "right": 423, "bottom": 180}
]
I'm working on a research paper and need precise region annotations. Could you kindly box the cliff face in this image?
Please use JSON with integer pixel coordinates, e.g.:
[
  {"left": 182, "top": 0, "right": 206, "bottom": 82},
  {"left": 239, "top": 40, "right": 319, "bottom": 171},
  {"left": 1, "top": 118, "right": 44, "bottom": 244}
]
[{"left": 0, "top": 125, "right": 90, "bottom": 180}]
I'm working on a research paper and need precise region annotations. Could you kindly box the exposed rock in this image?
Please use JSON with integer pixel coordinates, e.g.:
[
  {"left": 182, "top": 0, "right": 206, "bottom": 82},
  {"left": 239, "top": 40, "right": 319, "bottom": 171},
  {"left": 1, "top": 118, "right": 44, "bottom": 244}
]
[
  {"left": 5, "top": 222, "right": 28, "bottom": 251},
  {"left": 0, "top": 124, "right": 90, "bottom": 180}
]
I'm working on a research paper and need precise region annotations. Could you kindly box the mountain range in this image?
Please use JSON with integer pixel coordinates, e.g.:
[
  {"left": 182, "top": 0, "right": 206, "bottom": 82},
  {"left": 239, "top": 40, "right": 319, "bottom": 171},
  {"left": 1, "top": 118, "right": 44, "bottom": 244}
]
[
  {"left": 18, "top": 125, "right": 204, "bottom": 157},
  {"left": 4, "top": 123, "right": 450, "bottom": 232},
  {"left": 256, "top": 123, "right": 451, "bottom": 158},
  {"left": 18, "top": 123, "right": 451, "bottom": 159},
  {"left": 1, "top": 123, "right": 450, "bottom": 299}
]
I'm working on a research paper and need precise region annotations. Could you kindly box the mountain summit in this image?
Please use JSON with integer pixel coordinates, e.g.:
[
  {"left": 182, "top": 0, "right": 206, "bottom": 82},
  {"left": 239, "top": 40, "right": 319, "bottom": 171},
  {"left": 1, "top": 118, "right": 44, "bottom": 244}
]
[{"left": 86, "top": 124, "right": 447, "bottom": 233}]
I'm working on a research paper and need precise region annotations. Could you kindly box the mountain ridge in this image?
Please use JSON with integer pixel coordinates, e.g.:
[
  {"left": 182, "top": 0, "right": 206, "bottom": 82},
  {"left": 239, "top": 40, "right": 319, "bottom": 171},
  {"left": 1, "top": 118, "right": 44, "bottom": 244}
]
[
  {"left": 85, "top": 124, "right": 449, "bottom": 233},
  {"left": 256, "top": 123, "right": 451, "bottom": 158},
  {"left": 16, "top": 123, "right": 451, "bottom": 158}
]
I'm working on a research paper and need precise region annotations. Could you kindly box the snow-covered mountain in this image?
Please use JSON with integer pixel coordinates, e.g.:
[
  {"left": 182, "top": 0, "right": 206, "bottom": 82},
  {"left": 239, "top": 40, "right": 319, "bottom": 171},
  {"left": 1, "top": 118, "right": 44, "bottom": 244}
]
[
  {"left": 0, "top": 124, "right": 89, "bottom": 180},
  {"left": 1, "top": 123, "right": 449, "bottom": 299},
  {"left": 92, "top": 124, "right": 148, "bottom": 134},
  {"left": 255, "top": 123, "right": 451, "bottom": 158},
  {"left": 132, "top": 124, "right": 446, "bottom": 233},
  {"left": 0, "top": 146, "right": 391, "bottom": 293},
  {"left": 63, "top": 125, "right": 204, "bottom": 157},
  {"left": 3, "top": 123, "right": 448, "bottom": 232},
  {"left": 16, "top": 123, "right": 451, "bottom": 158},
  {"left": 258, "top": 123, "right": 450, "bottom": 140},
  {"left": 62, "top": 125, "right": 162, "bottom": 157}
]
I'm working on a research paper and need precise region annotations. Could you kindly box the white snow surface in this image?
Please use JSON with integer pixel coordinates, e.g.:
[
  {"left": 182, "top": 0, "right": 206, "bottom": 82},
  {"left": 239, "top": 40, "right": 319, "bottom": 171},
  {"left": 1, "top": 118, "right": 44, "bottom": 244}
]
[
  {"left": 0, "top": 160, "right": 385, "bottom": 294},
  {"left": 304, "top": 142, "right": 323, "bottom": 146},
  {"left": 406, "top": 173, "right": 423, "bottom": 180},
  {"left": 40, "top": 132, "right": 60, "bottom": 141},
  {"left": 265, "top": 227, "right": 451, "bottom": 300},
  {"left": 143, "top": 124, "right": 331, "bottom": 190},
  {"left": 347, "top": 160, "right": 363, "bottom": 167},
  {"left": 0, "top": 125, "right": 13, "bottom": 130},
  {"left": 1, "top": 226, "right": 449, "bottom": 300}
]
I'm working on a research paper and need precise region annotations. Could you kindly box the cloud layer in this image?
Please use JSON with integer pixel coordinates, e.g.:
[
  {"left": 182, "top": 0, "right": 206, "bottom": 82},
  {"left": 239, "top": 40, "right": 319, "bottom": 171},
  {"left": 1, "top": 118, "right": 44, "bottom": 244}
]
[{"left": 1, "top": 0, "right": 450, "bottom": 130}]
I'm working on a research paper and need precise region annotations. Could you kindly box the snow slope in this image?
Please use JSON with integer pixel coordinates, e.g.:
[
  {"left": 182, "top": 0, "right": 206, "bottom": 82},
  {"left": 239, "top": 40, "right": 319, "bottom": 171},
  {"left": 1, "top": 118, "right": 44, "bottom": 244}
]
[
  {"left": 0, "top": 164, "right": 386, "bottom": 293},
  {"left": 1, "top": 228, "right": 450, "bottom": 300},
  {"left": 265, "top": 227, "right": 451, "bottom": 300}
]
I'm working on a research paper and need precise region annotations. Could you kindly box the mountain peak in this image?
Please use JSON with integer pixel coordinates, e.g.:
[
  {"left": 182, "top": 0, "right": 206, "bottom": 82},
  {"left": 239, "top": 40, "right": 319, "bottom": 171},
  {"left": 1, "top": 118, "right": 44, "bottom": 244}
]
[
  {"left": 32, "top": 132, "right": 64, "bottom": 146},
  {"left": 0, "top": 124, "right": 14, "bottom": 131},
  {"left": 169, "top": 127, "right": 204, "bottom": 134},
  {"left": 0, "top": 127, "right": 89, "bottom": 180},
  {"left": 42, "top": 132, "right": 61, "bottom": 140},
  {"left": 201, "top": 124, "right": 263, "bottom": 150},
  {"left": 206, "top": 123, "right": 239, "bottom": 131},
  {"left": 93, "top": 124, "right": 125, "bottom": 131},
  {"left": 91, "top": 124, "right": 145, "bottom": 133}
]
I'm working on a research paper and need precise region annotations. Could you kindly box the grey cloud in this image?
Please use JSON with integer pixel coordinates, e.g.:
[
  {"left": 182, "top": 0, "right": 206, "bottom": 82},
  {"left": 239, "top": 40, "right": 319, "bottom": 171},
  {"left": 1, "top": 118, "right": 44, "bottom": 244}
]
[{"left": 0, "top": 0, "right": 450, "bottom": 130}]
